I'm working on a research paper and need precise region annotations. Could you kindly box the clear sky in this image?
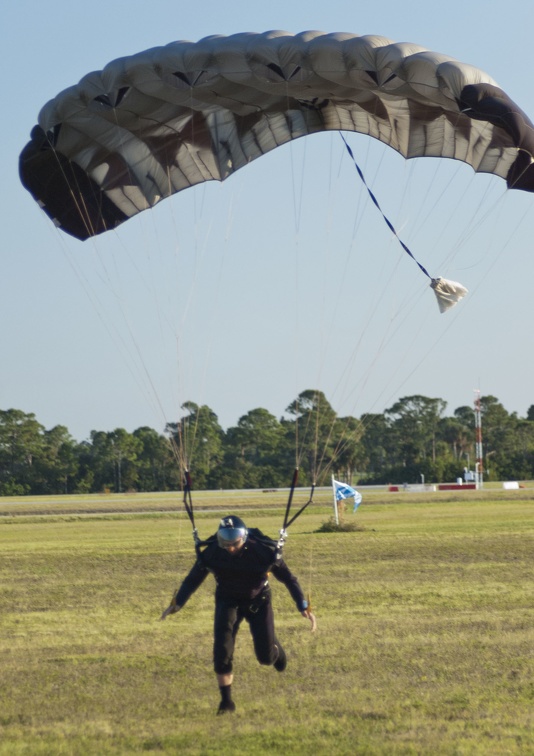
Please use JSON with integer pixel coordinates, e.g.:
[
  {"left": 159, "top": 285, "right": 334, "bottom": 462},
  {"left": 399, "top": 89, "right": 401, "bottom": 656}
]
[{"left": 3, "top": 0, "right": 534, "bottom": 442}]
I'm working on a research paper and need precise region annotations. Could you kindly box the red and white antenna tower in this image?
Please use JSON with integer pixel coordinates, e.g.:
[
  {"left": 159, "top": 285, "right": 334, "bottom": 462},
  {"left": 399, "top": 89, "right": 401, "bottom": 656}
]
[{"left": 474, "top": 389, "right": 483, "bottom": 489}]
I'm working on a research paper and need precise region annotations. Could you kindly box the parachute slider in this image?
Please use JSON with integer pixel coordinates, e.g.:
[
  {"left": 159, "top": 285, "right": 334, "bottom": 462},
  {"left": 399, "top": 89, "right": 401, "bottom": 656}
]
[
  {"left": 430, "top": 277, "right": 469, "bottom": 314},
  {"left": 342, "top": 134, "right": 468, "bottom": 315}
]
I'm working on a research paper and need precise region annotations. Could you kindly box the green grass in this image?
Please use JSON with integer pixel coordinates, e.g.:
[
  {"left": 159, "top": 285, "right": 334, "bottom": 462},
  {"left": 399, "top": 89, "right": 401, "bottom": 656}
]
[{"left": 0, "top": 490, "right": 533, "bottom": 754}]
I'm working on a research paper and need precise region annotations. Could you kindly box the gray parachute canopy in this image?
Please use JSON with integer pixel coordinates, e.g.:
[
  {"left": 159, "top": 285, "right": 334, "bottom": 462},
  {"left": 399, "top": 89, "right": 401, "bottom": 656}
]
[{"left": 19, "top": 30, "right": 534, "bottom": 241}]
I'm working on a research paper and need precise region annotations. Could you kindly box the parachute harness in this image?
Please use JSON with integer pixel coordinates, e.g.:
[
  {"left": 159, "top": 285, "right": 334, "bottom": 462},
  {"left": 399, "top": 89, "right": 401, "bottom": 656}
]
[
  {"left": 340, "top": 134, "right": 468, "bottom": 313},
  {"left": 182, "top": 467, "right": 313, "bottom": 555}
]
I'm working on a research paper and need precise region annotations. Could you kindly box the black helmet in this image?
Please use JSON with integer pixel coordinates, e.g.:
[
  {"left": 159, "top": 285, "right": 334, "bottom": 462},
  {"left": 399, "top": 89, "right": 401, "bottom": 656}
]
[{"left": 217, "top": 515, "right": 248, "bottom": 548}]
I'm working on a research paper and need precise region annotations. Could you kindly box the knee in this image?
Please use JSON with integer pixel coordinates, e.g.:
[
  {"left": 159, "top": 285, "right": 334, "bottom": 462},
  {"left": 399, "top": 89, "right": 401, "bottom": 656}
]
[
  {"left": 256, "top": 647, "right": 277, "bottom": 666},
  {"left": 214, "top": 659, "right": 233, "bottom": 675},
  {"left": 214, "top": 642, "right": 234, "bottom": 675}
]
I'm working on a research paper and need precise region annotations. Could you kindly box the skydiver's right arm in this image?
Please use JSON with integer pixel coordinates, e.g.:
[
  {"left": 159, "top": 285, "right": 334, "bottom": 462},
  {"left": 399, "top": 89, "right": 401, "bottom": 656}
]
[{"left": 160, "top": 559, "right": 209, "bottom": 620}]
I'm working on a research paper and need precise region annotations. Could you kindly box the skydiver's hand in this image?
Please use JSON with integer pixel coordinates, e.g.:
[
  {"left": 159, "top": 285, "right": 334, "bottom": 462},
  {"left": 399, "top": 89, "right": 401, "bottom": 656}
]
[
  {"left": 160, "top": 598, "right": 181, "bottom": 621},
  {"left": 301, "top": 608, "right": 317, "bottom": 632}
]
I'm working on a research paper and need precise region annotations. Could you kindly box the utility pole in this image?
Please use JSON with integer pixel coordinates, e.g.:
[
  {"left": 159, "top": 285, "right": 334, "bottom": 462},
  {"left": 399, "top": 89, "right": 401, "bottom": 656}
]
[{"left": 474, "top": 389, "right": 483, "bottom": 489}]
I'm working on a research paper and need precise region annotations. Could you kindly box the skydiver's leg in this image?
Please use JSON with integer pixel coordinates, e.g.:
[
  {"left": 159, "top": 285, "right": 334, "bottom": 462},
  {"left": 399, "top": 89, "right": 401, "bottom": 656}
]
[
  {"left": 217, "top": 676, "right": 235, "bottom": 715},
  {"left": 213, "top": 600, "right": 242, "bottom": 714},
  {"left": 247, "top": 594, "right": 285, "bottom": 669}
]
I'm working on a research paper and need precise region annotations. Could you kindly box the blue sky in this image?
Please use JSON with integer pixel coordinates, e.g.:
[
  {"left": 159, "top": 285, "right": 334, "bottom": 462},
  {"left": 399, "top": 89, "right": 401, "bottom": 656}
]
[{"left": 3, "top": 0, "right": 534, "bottom": 441}]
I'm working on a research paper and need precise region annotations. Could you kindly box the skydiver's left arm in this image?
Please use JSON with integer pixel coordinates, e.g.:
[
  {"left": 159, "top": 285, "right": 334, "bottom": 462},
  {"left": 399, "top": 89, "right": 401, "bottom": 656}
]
[{"left": 271, "top": 558, "right": 316, "bottom": 631}]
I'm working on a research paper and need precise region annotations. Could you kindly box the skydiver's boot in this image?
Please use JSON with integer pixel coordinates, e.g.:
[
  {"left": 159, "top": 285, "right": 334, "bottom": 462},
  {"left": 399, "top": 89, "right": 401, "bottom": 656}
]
[
  {"left": 217, "top": 684, "right": 236, "bottom": 715},
  {"left": 273, "top": 642, "right": 287, "bottom": 672}
]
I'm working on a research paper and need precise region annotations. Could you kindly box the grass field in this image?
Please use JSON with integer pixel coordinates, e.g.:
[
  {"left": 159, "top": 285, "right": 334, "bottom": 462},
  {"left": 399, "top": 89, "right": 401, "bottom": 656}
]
[{"left": 0, "top": 488, "right": 533, "bottom": 754}]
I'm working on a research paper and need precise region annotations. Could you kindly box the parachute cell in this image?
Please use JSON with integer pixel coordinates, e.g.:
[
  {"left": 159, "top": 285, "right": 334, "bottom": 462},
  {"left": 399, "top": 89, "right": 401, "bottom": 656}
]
[{"left": 19, "top": 31, "right": 534, "bottom": 240}]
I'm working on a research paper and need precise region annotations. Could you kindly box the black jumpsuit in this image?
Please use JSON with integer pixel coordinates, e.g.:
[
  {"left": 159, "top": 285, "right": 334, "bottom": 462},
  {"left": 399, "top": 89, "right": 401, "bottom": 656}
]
[{"left": 174, "top": 529, "right": 307, "bottom": 674}]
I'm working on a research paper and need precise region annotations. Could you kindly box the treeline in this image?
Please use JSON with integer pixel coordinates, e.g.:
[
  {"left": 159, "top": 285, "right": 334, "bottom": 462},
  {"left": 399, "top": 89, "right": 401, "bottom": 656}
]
[{"left": 2, "top": 391, "right": 534, "bottom": 496}]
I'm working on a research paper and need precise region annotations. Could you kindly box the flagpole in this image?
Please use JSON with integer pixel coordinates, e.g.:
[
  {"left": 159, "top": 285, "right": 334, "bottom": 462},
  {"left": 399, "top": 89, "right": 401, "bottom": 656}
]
[{"left": 331, "top": 474, "right": 339, "bottom": 525}]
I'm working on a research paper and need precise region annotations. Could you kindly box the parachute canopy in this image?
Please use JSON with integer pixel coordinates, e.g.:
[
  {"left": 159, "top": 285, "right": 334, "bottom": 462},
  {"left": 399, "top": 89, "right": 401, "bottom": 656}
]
[{"left": 20, "top": 30, "right": 534, "bottom": 240}]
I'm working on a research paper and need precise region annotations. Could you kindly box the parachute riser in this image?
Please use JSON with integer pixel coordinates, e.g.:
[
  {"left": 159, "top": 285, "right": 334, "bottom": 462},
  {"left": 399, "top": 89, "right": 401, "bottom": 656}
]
[
  {"left": 182, "top": 470, "right": 199, "bottom": 545},
  {"left": 285, "top": 485, "right": 315, "bottom": 528},
  {"left": 277, "top": 469, "right": 315, "bottom": 552},
  {"left": 282, "top": 468, "right": 299, "bottom": 531}
]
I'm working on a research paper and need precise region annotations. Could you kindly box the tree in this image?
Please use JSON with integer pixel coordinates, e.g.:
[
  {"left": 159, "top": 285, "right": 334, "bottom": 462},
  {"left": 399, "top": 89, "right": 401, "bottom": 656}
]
[
  {"left": 221, "top": 408, "right": 287, "bottom": 488},
  {"left": 478, "top": 396, "right": 534, "bottom": 480},
  {"left": 359, "top": 413, "right": 391, "bottom": 481},
  {"left": 86, "top": 429, "right": 141, "bottom": 492},
  {"left": 386, "top": 395, "right": 447, "bottom": 468},
  {"left": 166, "top": 402, "right": 224, "bottom": 489},
  {"left": 88, "top": 430, "right": 115, "bottom": 492},
  {"left": 36, "top": 425, "right": 79, "bottom": 494},
  {"left": 108, "top": 429, "right": 142, "bottom": 492},
  {"left": 230, "top": 408, "right": 284, "bottom": 463},
  {"left": 6, "top": 390, "right": 534, "bottom": 494},
  {"left": 478, "top": 396, "right": 514, "bottom": 480},
  {"left": 330, "top": 415, "right": 365, "bottom": 484},
  {"left": 134, "top": 426, "right": 179, "bottom": 491},
  {"left": 284, "top": 390, "right": 338, "bottom": 484},
  {"left": 0, "top": 409, "right": 45, "bottom": 494}
]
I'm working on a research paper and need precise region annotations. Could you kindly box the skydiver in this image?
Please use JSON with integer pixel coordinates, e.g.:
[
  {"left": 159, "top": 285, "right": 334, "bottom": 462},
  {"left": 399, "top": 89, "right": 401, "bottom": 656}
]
[{"left": 160, "top": 515, "right": 316, "bottom": 715}]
